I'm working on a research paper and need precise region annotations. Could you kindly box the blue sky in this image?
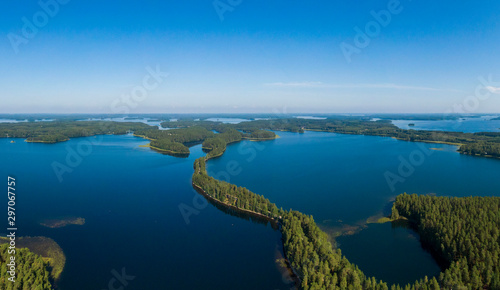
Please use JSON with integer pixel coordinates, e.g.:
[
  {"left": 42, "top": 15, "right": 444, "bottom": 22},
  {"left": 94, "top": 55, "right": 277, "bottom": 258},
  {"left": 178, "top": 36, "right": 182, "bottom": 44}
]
[{"left": 1, "top": 0, "right": 499, "bottom": 113}]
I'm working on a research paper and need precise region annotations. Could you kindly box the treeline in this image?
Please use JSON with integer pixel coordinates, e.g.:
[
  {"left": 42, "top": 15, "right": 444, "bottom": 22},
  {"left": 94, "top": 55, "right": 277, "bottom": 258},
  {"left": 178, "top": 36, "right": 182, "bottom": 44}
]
[
  {"left": 393, "top": 193, "right": 500, "bottom": 289},
  {"left": 248, "top": 130, "right": 277, "bottom": 140},
  {"left": 161, "top": 120, "right": 220, "bottom": 130},
  {"left": 202, "top": 128, "right": 243, "bottom": 158},
  {"left": 193, "top": 158, "right": 278, "bottom": 216},
  {"left": 0, "top": 244, "right": 52, "bottom": 289},
  {"left": 234, "top": 118, "right": 500, "bottom": 159},
  {"left": 194, "top": 149, "right": 500, "bottom": 289},
  {"left": 150, "top": 139, "right": 191, "bottom": 155},
  {"left": 193, "top": 157, "right": 393, "bottom": 289},
  {"left": 281, "top": 210, "right": 392, "bottom": 289},
  {"left": 136, "top": 126, "right": 215, "bottom": 155},
  {"left": 153, "top": 121, "right": 274, "bottom": 158},
  {"left": 0, "top": 119, "right": 279, "bottom": 157},
  {"left": 0, "top": 121, "right": 151, "bottom": 143},
  {"left": 235, "top": 119, "right": 305, "bottom": 133},
  {"left": 458, "top": 141, "right": 500, "bottom": 158}
]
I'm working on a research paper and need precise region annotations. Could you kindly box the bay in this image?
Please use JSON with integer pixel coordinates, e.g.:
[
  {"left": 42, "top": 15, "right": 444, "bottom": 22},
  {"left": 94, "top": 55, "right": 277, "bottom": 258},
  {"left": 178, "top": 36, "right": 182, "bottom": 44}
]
[
  {"left": 207, "top": 130, "right": 500, "bottom": 285},
  {"left": 0, "top": 135, "right": 292, "bottom": 290}
]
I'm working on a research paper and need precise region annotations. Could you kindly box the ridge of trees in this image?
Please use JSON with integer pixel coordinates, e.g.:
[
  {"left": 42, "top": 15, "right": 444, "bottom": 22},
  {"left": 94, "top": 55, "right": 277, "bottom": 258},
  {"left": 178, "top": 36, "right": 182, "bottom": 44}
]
[
  {"left": 194, "top": 154, "right": 500, "bottom": 289},
  {"left": 233, "top": 118, "right": 500, "bottom": 158},
  {"left": 0, "top": 121, "right": 151, "bottom": 143},
  {"left": 393, "top": 194, "right": 500, "bottom": 288},
  {"left": 3, "top": 118, "right": 498, "bottom": 158},
  {"left": 0, "top": 244, "right": 52, "bottom": 289},
  {"left": 193, "top": 157, "right": 393, "bottom": 289}
]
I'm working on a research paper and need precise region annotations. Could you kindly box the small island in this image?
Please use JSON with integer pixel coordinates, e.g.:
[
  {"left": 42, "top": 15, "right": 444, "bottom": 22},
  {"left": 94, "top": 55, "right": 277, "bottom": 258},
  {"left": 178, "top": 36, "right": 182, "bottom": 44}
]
[{"left": 40, "top": 217, "right": 85, "bottom": 228}]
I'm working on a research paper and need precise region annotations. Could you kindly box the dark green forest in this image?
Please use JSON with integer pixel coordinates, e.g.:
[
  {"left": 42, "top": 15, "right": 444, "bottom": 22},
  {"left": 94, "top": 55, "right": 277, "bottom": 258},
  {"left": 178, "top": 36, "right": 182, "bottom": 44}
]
[
  {"left": 202, "top": 128, "right": 243, "bottom": 158},
  {"left": 0, "top": 244, "right": 52, "bottom": 289},
  {"left": 193, "top": 156, "right": 459, "bottom": 289},
  {"left": 194, "top": 154, "right": 500, "bottom": 289},
  {"left": 231, "top": 118, "right": 500, "bottom": 158},
  {"left": 393, "top": 194, "right": 500, "bottom": 289},
  {"left": 0, "top": 121, "right": 151, "bottom": 143},
  {"left": 136, "top": 126, "right": 215, "bottom": 155},
  {"left": 458, "top": 141, "right": 500, "bottom": 158},
  {"left": 248, "top": 130, "right": 277, "bottom": 140},
  {"left": 2, "top": 118, "right": 499, "bottom": 158},
  {"left": 139, "top": 122, "right": 273, "bottom": 157}
]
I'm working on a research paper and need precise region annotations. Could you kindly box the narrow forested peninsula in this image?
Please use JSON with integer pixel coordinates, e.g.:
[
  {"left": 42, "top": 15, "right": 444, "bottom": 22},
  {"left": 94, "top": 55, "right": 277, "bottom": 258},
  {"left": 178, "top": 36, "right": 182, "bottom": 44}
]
[
  {"left": 196, "top": 126, "right": 500, "bottom": 289},
  {"left": 193, "top": 157, "right": 390, "bottom": 289}
]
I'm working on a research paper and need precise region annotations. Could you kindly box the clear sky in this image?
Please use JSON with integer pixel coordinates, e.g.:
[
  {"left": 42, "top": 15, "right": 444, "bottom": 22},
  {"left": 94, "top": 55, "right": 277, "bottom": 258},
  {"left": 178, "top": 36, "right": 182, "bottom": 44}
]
[{"left": 1, "top": 0, "right": 499, "bottom": 114}]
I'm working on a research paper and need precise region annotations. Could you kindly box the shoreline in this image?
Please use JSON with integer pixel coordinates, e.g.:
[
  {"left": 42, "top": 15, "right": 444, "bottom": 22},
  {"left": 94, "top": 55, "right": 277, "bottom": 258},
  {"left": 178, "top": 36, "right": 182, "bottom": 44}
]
[
  {"left": 139, "top": 142, "right": 190, "bottom": 156},
  {"left": 243, "top": 134, "right": 280, "bottom": 141},
  {"left": 25, "top": 138, "right": 70, "bottom": 144},
  {"left": 191, "top": 181, "right": 302, "bottom": 286}
]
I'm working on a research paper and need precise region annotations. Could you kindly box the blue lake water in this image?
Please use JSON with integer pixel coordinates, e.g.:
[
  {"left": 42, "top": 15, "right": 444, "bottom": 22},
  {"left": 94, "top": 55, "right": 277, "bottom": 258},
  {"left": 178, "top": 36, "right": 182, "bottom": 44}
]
[
  {"left": 204, "top": 118, "right": 250, "bottom": 124},
  {"left": 3, "top": 126, "right": 500, "bottom": 288},
  {"left": 0, "top": 119, "right": 28, "bottom": 123},
  {"left": 392, "top": 116, "right": 500, "bottom": 132},
  {"left": 207, "top": 131, "right": 500, "bottom": 285},
  {"left": 0, "top": 136, "right": 291, "bottom": 290}
]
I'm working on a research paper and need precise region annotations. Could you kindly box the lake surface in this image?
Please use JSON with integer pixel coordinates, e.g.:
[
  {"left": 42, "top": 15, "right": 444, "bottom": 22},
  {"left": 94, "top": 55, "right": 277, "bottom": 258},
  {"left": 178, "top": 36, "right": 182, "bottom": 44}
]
[
  {"left": 392, "top": 116, "right": 500, "bottom": 132},
  {"left": 294, "top": 116, "right": 327, "bottom": 120},
  {"left": 0, "top": 136, "right": 292, "bottom": 289},
  {"left": 207, "top": 131, "right": 500, "bottom": 285},
  {"left": 0, "top": 119, "right": 28, "bottom": 123},
  {"left": 204, "top": 118, "right": 250, "bottom": 124},
  {"left": 3, "top": 126, "right": 500, "bottom": 288}
]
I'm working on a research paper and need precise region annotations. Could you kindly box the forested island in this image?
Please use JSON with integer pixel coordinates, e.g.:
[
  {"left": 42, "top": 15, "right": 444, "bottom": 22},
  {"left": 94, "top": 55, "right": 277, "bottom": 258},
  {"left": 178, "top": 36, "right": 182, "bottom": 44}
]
[
  {"left": 135, "top": 121, "right": 276, "bottom": 157},
  {"left": 39, "top": 217, "right": 85, "bottom": 229}
]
